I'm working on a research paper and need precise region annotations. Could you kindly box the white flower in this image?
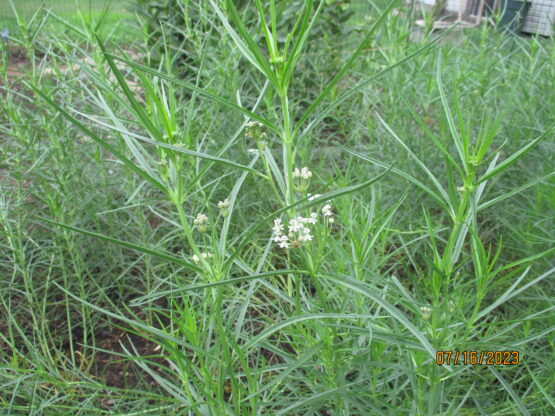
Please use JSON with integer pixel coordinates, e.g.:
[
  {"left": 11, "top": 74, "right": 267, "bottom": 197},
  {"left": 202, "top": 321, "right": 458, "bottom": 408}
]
[
  {"left": 299, "top": 230, "right": 314, "bottom": 242},
  {"left": 193, "top": 252, "right": 213, "bottom": 265},
  {"left": 322, "top": 204, "right": 333, "bottom": 217},
  {"left": 246, "top": 121, "right": 262, "bottom": 128},
  {"left": 218, "top": 199, "right": 230, "bottom": 217},
  {"left": 420, "top": 306, "right": 432, "bottom": 320},
  {"left": 245, "top": 121, "right": 264, "bottom": 140},
  {"left": 293, "top": 167, "right": 312, "bottom": 193},
  {"left": 288, "top": 217, "right": 303, "bottom": 233},
  {"left": 306, "top": 212, "right": 317, "bottom": 224},
  {"left": 308, "top": 194, "right": 321, "bottom": 201},
  {"left": 274, "top": 234, "right": 289, "bottom": 248},
  {"left": 194, "top": 213, "right": 209, "bottom": 232},
  {"left": 194, "top": 213, "right": 208, "bottom": 224},
  {"left": 273, "top": 218, "right": 284, "bottom": 235}
]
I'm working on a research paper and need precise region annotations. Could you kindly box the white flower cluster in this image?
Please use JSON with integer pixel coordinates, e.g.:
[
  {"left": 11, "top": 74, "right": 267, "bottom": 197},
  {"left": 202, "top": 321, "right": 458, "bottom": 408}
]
[
  {"left": 218, "top": 198, "right": 230, "bottom": 217},
  {"left": 322, "top": 204, "right": 334, "bottom": 223},
  {"left": 293, "top": 167, "right": 312, "bottom": 180},
  {"left": 419, "top": 306, "right": 432, "bottom": 320},
  {"left": 194, "top": 213, "right": 208, "bottom": 232},
  {"left": 272, "top": 213, "right": 318, "bottom": 249},
  {"left": 293, "top": 167, "right": 312, "bottom": 193},
  {"left": 245, "top": 121, "right": 267, "bottom": 150},
  {"left": 244, "top": 121, "right": 263, "bottom": 137},
  {"left": 192, "top": 252, "right": 213, "bottom": 264}
]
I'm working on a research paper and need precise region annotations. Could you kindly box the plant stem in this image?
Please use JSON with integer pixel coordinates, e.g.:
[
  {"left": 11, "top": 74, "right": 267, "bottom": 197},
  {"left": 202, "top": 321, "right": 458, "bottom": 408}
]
[{"left": 280, "top": 92, "right": 295, "bottom": 210}]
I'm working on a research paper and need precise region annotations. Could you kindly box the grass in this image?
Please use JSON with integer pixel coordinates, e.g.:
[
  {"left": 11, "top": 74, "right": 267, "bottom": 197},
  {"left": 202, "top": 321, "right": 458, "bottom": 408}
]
[
  {"left": 0, "top": 0, "right": 137, "bottom": 44},
  {"left": 1, "top": 0, "right": 554, "bottom": 414}
]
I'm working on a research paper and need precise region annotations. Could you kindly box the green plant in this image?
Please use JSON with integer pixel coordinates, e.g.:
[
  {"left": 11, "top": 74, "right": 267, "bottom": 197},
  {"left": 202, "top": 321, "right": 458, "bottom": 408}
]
[{"left": 1, "top": 1, "right": 554, "bottom": 414}]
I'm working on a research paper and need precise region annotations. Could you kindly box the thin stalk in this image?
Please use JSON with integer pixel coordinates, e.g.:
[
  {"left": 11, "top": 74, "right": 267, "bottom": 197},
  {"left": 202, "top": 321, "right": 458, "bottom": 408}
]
[
  {"left": 280, "top": 92, "right": 296, "bottom": 209},
  {"left": 174, "top": 201, "right": 212, "bottom": 277}
]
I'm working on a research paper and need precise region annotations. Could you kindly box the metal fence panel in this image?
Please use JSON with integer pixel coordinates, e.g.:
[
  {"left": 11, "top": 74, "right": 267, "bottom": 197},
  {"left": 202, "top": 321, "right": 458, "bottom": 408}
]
[{"left": 522, "top": 0, "right": 555, "bottom": 36}]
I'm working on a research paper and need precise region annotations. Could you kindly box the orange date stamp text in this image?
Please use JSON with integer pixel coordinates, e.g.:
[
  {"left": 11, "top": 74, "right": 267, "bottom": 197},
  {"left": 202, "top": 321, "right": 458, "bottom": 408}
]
[{"left": 435, "top": 350, "right": 520, "bottom": 365}]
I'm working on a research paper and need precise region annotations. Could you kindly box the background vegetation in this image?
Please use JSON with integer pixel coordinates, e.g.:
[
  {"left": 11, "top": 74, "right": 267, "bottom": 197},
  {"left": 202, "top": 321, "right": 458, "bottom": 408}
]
[{"left": 1, "top": 0, "right": 553, "bottom": 415}]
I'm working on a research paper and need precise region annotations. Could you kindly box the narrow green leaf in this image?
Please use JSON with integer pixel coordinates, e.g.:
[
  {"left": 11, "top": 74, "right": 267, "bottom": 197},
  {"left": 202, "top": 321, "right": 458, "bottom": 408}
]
[
  {"left": 477, "top": 266, "right": 555, "bottom": 320},
  {"left": 245, "top": 313, "right": 374, "bottom": 351},
  {"left": 340, "top": 145, "right": 449, "bottom": 211},
  {"left": 275, "top": 383, "right": 359, "bottom": 415},
  {"left": 478, "top": 171, "right": 555, "bottom": 212},
  {"left": 27, "top": 84, "right": 168, "bottom": 195},
  {"left": 106, "top": 53, "right": 280, "bottom": 135},
  {"left": 489, "top": 367, "right": 531, "bottom": 416},
  {"left": 475, "top": 124, "right": 554, "bottom": 185},
  {"left": 296, "top": 33, "right": 444, "bottom": 141},
  {"left": 130, "top": 270, "right": 305, "bottom": 305},
  {"left": 72, "top": 109, "right": 265, "bottom": 178},
  {"left": 96, "top": 35, "right": 164, "bottom": 142},
  {"left": 53, "top": 282, "right": 188, "bottom": 347},
  {"left": 39, "top": 217, "right": 202, "bottom": 273},
  {"left": 294, "top": 0, "right": 399, "bottom": 132},
  {"left": 219, "top": 155, "right": 259, "bottom": 256},
  {"left": 318, "top": 274, "right": 439, "bottom": 361},
  {"left": 437, "top": 58, "right": 468, "bottom": 173},
  {"left": 401, "top": 95, "right": 464, "bottom": 179},
  {"left": 376, "top": 112, "right": 453, "bottom": 216}
]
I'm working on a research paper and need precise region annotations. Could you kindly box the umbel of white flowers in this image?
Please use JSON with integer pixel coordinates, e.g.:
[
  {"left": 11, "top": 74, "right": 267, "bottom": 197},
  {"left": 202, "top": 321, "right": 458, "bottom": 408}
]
[
  {"left": 244, "top": 121, "right": 267, "bottom": 150},
  {"left": 420, "top": 306, "right": 432, "bottom": 320},
  {"left": 192, "top": 252, "right": 213, "bottom": 264},
  {"left": 293, "top": 167, "right": 312, "bottom": 193},
  {"left": 194, "top": 213, "right": 208, "bottom": 232},
  {"left": 272, "top": 204, "right": 334, "bottom": 249},
  {"left": 218, "top": 198, "right": 230, "bottom": 218}
]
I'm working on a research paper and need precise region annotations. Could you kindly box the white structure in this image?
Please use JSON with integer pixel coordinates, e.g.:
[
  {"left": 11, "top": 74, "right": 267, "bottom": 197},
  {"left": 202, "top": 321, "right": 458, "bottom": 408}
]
[
  {"left": 419, "top": 0, "right": 469, "bottom": 13},
  {"left": 521, "top": 0, "right": 555, "bottom": 36},
  {"left": 414, "top": 0, "right": 555, "bottom": 35}
]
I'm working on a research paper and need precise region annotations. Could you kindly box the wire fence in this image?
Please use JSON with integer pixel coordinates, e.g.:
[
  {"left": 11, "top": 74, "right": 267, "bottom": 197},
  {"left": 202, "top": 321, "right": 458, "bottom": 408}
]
[{"left": 522, "top": 0, "right": 555, "bottom": 36}]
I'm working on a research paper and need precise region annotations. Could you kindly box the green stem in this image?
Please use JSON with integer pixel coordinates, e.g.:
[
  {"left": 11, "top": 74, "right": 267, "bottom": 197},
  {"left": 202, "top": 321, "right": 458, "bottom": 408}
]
[
  {"left": 175, "top": 201, "right": 213, "bottom": 276},
  {"left": 280, "top": 92, "right": 296, "bottom": 210},
  {"left": 441, "top": 172, "right": 476, "bottom": 277}
]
